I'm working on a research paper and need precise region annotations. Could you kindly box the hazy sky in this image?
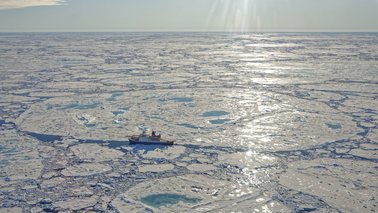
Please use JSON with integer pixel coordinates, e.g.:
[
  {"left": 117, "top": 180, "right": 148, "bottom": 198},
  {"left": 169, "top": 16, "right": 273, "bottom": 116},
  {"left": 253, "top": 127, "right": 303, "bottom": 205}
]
[{"left": 0, "top": 0, "right": 377, "bottom": 32}]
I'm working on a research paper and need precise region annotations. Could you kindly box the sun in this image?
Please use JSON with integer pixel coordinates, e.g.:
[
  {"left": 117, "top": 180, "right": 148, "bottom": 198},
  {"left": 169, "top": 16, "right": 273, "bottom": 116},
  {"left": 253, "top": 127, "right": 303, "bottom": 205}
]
[{"left": 206, "top": 0, "right": 260, "bottom": 32}]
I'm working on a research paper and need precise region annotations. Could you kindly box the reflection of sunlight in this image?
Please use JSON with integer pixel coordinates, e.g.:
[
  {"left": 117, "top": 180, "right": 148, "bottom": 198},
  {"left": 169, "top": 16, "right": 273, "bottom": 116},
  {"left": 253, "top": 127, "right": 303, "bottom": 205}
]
[
  {"left": 224, "top": 150, "right": 276, "bottom": 197},
  {"left": 225, "top": 89, "right": 281, "bottom": 148},
  {"left": 246, "top": 149, "right": 253, "bottom": 157}
]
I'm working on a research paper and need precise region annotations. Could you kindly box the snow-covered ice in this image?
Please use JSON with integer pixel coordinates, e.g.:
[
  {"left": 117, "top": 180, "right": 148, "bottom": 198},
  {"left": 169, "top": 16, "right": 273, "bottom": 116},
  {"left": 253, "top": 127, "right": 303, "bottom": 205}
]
[{"left": 0, "top": 32, "right": 377, "bottom": 212}]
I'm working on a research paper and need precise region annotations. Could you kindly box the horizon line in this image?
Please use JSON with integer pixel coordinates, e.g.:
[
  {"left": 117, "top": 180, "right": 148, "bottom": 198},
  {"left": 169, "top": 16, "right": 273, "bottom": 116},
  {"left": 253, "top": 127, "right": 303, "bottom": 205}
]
[{"left": 1, "top": 29, "right": 378, "bottom": 33}]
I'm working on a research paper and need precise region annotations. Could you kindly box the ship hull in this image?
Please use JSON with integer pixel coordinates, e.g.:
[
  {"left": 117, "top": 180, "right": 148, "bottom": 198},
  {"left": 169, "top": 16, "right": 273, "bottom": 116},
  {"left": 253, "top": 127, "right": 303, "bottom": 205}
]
[{"left": 129, "top": 138, "right": 174, "bottom": 145}]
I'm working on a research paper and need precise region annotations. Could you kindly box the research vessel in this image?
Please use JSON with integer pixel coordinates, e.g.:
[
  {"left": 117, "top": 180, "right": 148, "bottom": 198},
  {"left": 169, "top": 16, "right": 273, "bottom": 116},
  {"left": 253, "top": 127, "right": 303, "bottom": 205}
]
[{"left": 129, "top": 130, "right": 174, "bottom": 145}]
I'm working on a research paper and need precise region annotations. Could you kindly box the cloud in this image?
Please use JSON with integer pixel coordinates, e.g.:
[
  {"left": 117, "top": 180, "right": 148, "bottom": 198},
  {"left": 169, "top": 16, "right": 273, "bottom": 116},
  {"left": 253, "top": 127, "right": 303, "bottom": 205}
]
[{"left": 0, "top": 0, "right": 65, "bottom": 10}]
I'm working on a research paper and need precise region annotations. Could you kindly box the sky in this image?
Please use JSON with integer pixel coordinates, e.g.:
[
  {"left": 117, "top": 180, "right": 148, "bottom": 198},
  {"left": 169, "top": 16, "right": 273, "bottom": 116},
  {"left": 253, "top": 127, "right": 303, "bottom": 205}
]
[{"left": 0, "top": 0, "right": 377, "bottom": 32}]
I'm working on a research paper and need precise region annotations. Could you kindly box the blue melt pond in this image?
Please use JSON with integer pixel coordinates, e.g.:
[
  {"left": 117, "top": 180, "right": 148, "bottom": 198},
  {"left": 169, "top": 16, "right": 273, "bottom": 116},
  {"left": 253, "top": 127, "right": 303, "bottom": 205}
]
[
  {"left": 202, "top": 111, "right": 229, "bottom": 117},
  {"left": 171, "top": 97, "right": 193, "bottom": 102},
  {"left": 112, "top": 111, "right": 125, "bottom": 116},
  {"left": 0, "top": 145, "right": 17, "bottom": 155},
  {"left": 0, "top": 120, "right": 5, "bottom": 126},
  {"left": 107, "top": 92, "right": 123, "bottom": 101},
  {"left": 48, "top": 103, "right": 98, "bottom": 110},
  {"left": 326, "top": 123, "right": 342, "bottom": 129},
  {"left": 141, "top": 194, "right": 201, "bottom": 208},
  {"left": 85, "top": 123, "right": 96, "bottom": 128},
  {"left": 180, "top": 123, "right": 201, "bottom": 129},
  {"left": 209, "top": 119, "right": 231, "bottom": 124}
]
